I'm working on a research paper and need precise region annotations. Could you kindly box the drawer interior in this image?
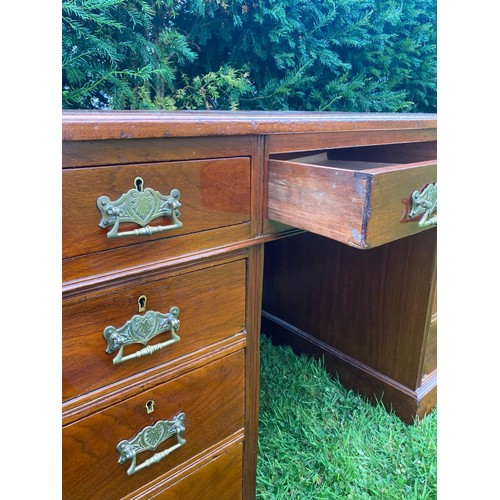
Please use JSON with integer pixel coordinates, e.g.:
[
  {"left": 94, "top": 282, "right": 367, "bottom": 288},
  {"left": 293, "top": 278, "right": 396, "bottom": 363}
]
[
  {"left": 279, "top": 152, "right": 395, "bottom": 171},
  {"left": 270, "top": 141, "right": 437, "bottom": 171},
  {"left": 267, "top": 140, "right": 437, "bottom": 248}
]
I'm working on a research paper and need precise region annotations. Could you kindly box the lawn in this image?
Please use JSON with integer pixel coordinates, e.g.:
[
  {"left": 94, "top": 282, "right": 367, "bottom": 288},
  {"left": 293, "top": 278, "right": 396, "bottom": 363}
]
[{"left": 256, "top": 334, "right": 437, "bottom": 499}]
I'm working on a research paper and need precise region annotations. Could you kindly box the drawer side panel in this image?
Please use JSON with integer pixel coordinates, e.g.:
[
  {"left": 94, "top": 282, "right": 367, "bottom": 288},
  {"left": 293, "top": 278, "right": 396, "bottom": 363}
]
[{"left": 267, "top": 160, "right": 366, "bottom": 246}]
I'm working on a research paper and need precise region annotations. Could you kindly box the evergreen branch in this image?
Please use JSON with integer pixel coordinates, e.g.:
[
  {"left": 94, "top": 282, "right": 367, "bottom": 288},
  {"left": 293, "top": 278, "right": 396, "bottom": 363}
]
[
  {"left": 62, "top": 0, "right": 124, "bottom": 29},
  {"left": 62, "top": 0, "right": 436, "bottom": 112}
]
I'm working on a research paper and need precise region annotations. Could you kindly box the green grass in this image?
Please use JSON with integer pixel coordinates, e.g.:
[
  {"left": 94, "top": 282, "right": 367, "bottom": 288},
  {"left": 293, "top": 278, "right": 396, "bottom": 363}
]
[{"left": 256, "top": 335, "right": 437, "bottom": 500}]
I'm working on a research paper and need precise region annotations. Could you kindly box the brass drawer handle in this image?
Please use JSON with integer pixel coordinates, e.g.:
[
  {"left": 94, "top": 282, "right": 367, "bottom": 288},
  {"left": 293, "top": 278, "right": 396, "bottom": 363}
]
[
  {"left": 407, "top": 182, "right": 437, "bottom": 227},
  {"left": 117, "top": 412, "right": 186, "bottom": 476},
  {"left": 103, "top": 307, "right": 180, "bottom": 365},
  {"left": 97, "top": 177, "right": 183, "bottom": 239}
]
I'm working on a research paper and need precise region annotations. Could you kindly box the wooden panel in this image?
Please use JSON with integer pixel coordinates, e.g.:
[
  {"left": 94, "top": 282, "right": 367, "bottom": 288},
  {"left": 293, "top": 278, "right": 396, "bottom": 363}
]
[
  {"left": 415, "top": 372, "right": 437, "bottom": 420},
  {"left": 421, "top": 268, "right": 437, "bottom": 382},
  {"left": 63, "top": 136, "right": 254, "bottom": 168},
  {"left": 145, "top": 441, "right": 243, "bottom": 499},
  {"left": 268, "top": 159, "right": 365, "bottom": 246},
  {"left": 327, "top": 140, "right": 437, "bottom": 163},
  {"left": 62, "top": 350, "right": 245, "bottom": 500},
  {"left": 63, "top": 224, "right": 252, "bottom": 288},
  {"left": 262, "top": 230, "right": 437, "bottom": 390},
  {"left": 63, "top": 259, "right": 246, "bottom": 402},
  {"left": 422, "top": 319, "right": 437, "bottom": 378},
  {"left": 62, "top": 110, "right": 437, "bottom": 142},
  {"left": 242, "top": 244, "right": 263, "bottom": 499},
  {"left": 262, "top": 314, "right": 432, "bottom": 424},
  {"left": 267, "top": 128, "right": 437, "bottom": 154},
  {"left": 431, "top": 281, "right": 437, "bottom": 316},
  {"left": 365, "top": 161, "right": 436, "bottom": 247},
  {"left": 62, "top": 157, "right": 251, "bottom": 259}
]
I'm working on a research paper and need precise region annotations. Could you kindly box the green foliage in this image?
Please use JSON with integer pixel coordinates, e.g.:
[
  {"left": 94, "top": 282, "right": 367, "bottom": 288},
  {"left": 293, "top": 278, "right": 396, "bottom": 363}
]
[
  {"left": 62, "top": 0, "right": 436, "bottom": 112},
  {"left": 257, "top": 335, "right": 437, "bottom": 499}
]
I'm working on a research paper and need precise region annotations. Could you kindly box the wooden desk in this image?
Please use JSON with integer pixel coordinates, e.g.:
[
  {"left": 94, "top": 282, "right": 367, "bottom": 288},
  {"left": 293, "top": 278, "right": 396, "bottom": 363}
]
[{"left": 62, "top": 111, "right": 437, "bottom": 499}]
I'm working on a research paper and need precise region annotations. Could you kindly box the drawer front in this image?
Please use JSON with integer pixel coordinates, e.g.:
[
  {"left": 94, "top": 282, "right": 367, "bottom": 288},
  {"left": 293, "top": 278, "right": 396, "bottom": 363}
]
[
  {"left": 63, "top": 259, "right": 246, "bottom": 402},
  {"left": 268, "top": 144, "right": 436, "bottom": 249},
  {"left": 63, "top": 157, "right": 251, "bottom": 259},
  {"left": 62, "top": 350, "right": 245, "bottom": 500},
  {"left": 364, "top": 161, "right": 437, "bottom": 248},
  {"left": 145, "top": 441, "right": 243, "bottom": 499}
]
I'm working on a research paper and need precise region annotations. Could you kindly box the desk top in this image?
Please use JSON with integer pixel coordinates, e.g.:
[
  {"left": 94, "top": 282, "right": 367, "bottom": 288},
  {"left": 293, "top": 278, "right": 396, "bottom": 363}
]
[{"left": 62, "top": 110, "right": 437, "bottom": 141}]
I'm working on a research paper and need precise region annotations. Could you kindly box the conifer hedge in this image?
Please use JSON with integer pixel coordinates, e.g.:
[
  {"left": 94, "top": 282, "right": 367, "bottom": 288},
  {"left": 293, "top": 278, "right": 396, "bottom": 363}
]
[{"left": 62, "top": 0, "right": 436, "bottom": 112}]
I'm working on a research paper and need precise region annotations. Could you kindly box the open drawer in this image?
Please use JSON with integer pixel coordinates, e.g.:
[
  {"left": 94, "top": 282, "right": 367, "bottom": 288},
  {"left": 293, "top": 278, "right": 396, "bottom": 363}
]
[{"left": 267, "top": 141, "right": 437, "bottom": 249}]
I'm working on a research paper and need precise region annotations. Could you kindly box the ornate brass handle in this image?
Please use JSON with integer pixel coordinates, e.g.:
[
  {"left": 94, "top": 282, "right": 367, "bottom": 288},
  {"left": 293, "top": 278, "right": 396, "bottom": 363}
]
[
  {"left": 103, "top": 307, "right": 180, "bottom": 365},
  {"left": 117, "top": 412, "right": 186, "bottom": 476},
  {"left": 407, "top": 182, "right": 437, "bottom": 227},
  {"left": 97, "top": 177, "right": 183, "bottom": 239}
]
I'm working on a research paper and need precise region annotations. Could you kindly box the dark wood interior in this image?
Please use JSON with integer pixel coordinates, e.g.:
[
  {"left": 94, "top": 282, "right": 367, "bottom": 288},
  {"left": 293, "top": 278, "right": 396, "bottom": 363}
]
[{"left": 262, "top": 229, "right": 437, "bottom": 422}]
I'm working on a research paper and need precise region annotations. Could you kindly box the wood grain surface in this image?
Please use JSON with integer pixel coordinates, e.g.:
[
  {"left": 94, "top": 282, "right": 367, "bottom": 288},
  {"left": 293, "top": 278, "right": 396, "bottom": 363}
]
[
  {"left": 63, "top": 157, "right": 251, "bottom": 259},
  {"left": 63, "top": 259, "right": 246, "bottom": 402},
  {"left": 62, "top": 110, "right": 437, "bottom": 141},
  {"left": 62, "top": 111, "right": 437, "bottom": 497},
  {"left": 268, "top": 151, "right": 436, "bottom": 248},
  {"left": 262, "top": 229, "right": 437, "bottom": 390},
  {"left": 62, "top": 350, "right": 245, "bottom": 499}
]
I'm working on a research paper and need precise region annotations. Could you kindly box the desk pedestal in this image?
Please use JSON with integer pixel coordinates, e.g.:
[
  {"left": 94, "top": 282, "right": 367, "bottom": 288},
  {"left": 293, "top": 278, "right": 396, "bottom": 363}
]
[{"left": 262, "top": 229, "right": 437, "bottom": 423}]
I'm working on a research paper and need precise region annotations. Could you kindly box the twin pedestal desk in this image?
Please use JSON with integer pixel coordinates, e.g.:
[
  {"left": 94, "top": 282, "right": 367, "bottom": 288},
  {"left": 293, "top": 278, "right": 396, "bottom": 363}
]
[{"left": 62, "top": 111, "right": 437, "bottom": 499}]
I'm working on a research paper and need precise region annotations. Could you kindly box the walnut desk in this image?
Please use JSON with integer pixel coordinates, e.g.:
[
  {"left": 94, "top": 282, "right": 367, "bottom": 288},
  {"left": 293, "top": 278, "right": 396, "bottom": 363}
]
[{"left": 62, "top": 111, "right": 437, "bottom": 499}]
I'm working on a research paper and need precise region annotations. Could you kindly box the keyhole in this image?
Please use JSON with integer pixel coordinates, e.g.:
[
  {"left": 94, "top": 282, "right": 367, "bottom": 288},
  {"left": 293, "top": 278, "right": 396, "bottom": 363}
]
[
  {"left": 145, "top": 400, "right": 155, "bottom": 414},
  {"left": 138, "top": 295, "right": 148, "bottom": 313},
  {"left": 134, "top": 177, "right": 144, "bottom": 192}
]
